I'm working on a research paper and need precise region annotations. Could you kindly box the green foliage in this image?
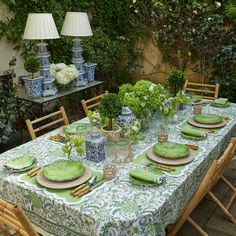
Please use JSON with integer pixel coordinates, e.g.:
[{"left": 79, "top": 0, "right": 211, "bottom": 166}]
[
  {"left": 62, "top": 134, "right": 85, "bottom": 158},
  {"left": 3, "top": 56, "right": 17, "bottom": 78},
  {"left": 166, "top": 70, "right": 186, "bottom": 96},
  {"left": 24, "top": 56, "right": 40, "bottom": 79},
  {"left": 210, "top": 36, "right": 236, "bottom": 102},
  {"left": 98, "top": 93, "right": 122, "bottom": 130},
  {"left": 132, "top": 0, "right": 233, "bottom": 77},
  {"left": 118, "top": 83, "right": 135, "bottom": 104},
  {"left": 225, "top": 1, "right": 236, "bottom": 23},
  {"left": 175, "top": 91, "right": 189, "bottom": 105}
]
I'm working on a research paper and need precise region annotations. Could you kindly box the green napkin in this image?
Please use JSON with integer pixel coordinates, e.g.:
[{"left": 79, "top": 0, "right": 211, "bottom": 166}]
[
  {"left": 129, "top": 167, "right": 163, "bottom": 184},
  {"left": 193, "top": 95, "right": 201, "bottom": 103},
  {"left": 213, "top": 98, "right": 228, "bottom": 105},
  {"left": 180, "top": 125, "right": 205, "bottom": 138}
]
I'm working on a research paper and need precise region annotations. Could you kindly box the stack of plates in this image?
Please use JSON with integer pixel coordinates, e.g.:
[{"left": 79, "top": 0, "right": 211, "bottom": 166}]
[
  {"left": 4, "top": 155, "right": 37, "bottom": 173},
  {"left": 187, "top": 114, "right": 226, "bottom": 129},
  {"left": 147, "top": 141, "right": 195, "bottom": 165},
  {"left": 36, "top": 160, "right": 92, "bottom": 189},
  {"left": 211, "top": 98, "right": 230, "bottom": 108}
]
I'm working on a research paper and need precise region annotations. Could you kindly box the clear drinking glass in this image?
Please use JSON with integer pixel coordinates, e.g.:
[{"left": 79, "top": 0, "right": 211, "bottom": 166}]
[
  {"left": 103, "top": 141, "right": 117, "bottom": 180},
  {"left": 115, "top": 139, "right": 129, "bottom": 164},
  {"left": 76, "top": 123, "right": 90, "bottom": 137}
]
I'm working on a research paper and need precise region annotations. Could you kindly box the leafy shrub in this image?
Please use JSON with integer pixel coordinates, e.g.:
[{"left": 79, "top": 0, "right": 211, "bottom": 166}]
[
  {"left": 98, "top": 93, "right": 122, "bottom": 130},
  {"left": 166, "top": 70, "right": 186, "bottom": 96},
  {"left": 24, "top": 56, "right": 40, "bottom": 79}
]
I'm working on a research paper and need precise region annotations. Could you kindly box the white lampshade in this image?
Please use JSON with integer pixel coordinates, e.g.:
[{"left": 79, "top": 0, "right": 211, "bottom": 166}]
[
  {"left": 23, "top": 13, "right": 60, "bottom": 40},
  {"left": 61, "top": 12, "right": 93, "bottom": 37}
]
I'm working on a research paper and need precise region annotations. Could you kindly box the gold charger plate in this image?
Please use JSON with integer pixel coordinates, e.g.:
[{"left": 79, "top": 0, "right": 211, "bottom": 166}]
[
  {"left": 36, "top": 165, "right": 92, "bottom": 189},
  {"left": 147, "top": 147, "right": 195, "bottom": 165},
  {"left": 187, "top": 117, "right": 226, "bottom": 129}
]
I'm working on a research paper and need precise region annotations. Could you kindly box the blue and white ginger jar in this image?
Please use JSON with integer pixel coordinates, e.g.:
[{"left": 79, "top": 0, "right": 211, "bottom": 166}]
[{"left": 85, "top": 132, "right": 106, "bottom": 162}]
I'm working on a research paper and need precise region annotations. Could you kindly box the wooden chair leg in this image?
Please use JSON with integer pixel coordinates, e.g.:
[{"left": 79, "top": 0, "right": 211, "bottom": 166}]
[
  {"left": 221, "top": 175, "right": 236, "bottom": 210},
  {"left": 208, "top": 191, "right": 236, "bottom": 224},
  {"left": 186, "top": 217, "right": 208, "bottom": 236}
]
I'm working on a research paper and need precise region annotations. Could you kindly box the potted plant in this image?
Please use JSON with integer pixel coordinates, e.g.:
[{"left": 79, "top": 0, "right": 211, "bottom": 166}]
[
  {"left": 22, "top": 56, "right": 43, "bottom": 98},
  {"left": 98, "top": 93, "right": 122, "bottom": 141},
  {"left": 166, "top": 70, "right": 186, "bottom": 96}
]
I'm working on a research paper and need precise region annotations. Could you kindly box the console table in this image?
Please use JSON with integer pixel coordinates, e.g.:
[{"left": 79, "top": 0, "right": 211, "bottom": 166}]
[{"left": 16, "top": 80, "right": 105, "bottom": 142}]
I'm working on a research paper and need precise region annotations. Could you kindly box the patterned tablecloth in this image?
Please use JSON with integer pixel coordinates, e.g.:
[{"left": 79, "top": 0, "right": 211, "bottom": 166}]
[{"left": 0, "top": 104, "right": 235, "bottom": 236}]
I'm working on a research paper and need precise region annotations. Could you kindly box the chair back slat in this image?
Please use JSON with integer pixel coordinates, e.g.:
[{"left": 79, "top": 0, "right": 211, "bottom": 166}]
[
  {"left": 26, "top": 106, "right": 69, "bottom": 140},
  {"left": 183, "top": 80, "right": 219, "bottom": 99},
  {"left": 0, "top": 199, "right": 38, "bottom": 236},
  {"left": 81, "top": 90, "right": 108, "bottom": 116}
]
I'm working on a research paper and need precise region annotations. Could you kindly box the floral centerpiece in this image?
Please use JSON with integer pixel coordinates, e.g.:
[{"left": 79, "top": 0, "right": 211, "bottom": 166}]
[
  {"left": 119, "top": 80, "right": 168, "bottom": 119},
  {"left": 50, "top": 63, "right": 79, "bottom": 88}
]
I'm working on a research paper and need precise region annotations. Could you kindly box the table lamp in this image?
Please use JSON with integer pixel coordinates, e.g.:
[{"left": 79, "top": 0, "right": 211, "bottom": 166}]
[
  {"left": 23, "top": 13, "right": 59, "bottom": 97},
  {"left": 61, "top": 12, "right": 93, "bottom": 87}
]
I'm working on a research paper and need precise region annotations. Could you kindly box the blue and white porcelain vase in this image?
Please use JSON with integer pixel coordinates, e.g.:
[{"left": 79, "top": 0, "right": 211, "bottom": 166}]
[
  {"left": 22, "top": 76, "right": 43, "bottom": 98},
  {"left": 85, "top": 131, "right": 106, "bottom": 162},
  {"left": 117, "top": 106, "right": 136, "bottom": 136},
  {"left": 84, "top": 63, "right": 97, "bottom": 82}
]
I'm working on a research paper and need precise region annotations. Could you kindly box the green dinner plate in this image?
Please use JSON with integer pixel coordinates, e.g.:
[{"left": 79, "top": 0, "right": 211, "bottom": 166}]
[
  {"left": 5, "top": 155, "right": 35, "bottom": 170},
  {"left": 193, "top": 114, "right": 222, "bottom": 124},
  {"left": 63, "top": 123, "right": 90, "bottom": 135},
  {"left": 153, "top": 142, "right": 190, "bottom": 159},
  {"left": 43, "top": 160, "right": 86, "bottom": 182},
  {"left": 211, "top": 102, "right": 230, "bottom": 108}
]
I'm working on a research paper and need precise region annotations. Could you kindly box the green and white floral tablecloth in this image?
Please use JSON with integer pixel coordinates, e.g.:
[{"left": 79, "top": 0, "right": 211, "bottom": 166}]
[{"left": 0, "top": 104, "right": 235, "bottom": 236}]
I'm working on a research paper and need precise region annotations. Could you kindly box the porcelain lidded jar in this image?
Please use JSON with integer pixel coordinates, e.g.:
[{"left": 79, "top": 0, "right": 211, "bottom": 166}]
[
  {"left": 117, "top": 106, "right": 136, "bottom": 136},
  {"left": 85, "top": 131, "right": 106, "bottom": 162}
]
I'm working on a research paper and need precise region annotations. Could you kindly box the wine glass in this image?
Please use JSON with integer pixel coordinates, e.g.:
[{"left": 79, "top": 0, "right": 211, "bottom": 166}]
[{"left": 115, "top": 139, "right": 129, "bottom": 164}]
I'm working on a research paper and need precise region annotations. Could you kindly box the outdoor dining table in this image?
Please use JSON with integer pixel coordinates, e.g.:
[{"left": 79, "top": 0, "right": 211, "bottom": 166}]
[{"left": 0, "top": 104, "right": 235, "bottom": 236}]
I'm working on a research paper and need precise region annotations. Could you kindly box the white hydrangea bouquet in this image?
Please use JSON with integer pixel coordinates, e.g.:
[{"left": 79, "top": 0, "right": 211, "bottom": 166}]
[{"left": 50, "top": 63, "right": 79, "bottom": 86}]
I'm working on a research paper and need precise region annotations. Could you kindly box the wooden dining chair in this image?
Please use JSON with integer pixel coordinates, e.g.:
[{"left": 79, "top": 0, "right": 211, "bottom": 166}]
[
  {"left": 167, "top": 138, "right": 236, "bottom": 236},
  {"left": 81, "top": 90, "right": 108, "bottom": 116},
  {"left": 26, "top": 106, "right": 69, "bottom": 140},
  {"left": 0, "top": 198, "right": 39, "bottom": 236},
  {"left": 183, "top": 80, "right": 219, "bottom": 100}
]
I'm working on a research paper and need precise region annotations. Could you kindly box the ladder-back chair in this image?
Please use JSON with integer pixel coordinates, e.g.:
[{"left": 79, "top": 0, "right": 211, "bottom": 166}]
[
  {"left": 81, "top": 90, "right": 108, "bottom": 116},
  {"left": 183, "top": 80, "right": 219, "bottom": 100},
  {"left": 26, "top": 106, "right": 69, "bottom": 140},
  {"left": 167, "top": 138, "right": 236, "bottom": 236},
  {"left": 0, "top": 198, "right": 39, "bottom": 236}
]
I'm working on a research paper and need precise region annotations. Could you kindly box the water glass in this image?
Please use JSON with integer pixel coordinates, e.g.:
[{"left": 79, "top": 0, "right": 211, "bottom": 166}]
[
  {"left": 103, "top": 141, "right": 117, "bottom": 180},
  {"left": 115, "top": 139, "right": 129, "bottom": 164},
  {"left": 76, "top": 123, "right": 90, "bottom": 137},
  {"left": 157, "top": 124, "right": 169, "bottom": 142},
  {"left": 194, "top": 104, "right": 202, "bottom": 115}
]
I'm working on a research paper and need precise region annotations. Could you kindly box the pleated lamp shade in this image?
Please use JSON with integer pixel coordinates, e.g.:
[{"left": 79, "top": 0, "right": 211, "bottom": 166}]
[
  {"left": 23, "top": 13, "right": 60, "bottom": 40},
  {"left": 61, "top": 12, "right": 93, "bottom": 37}
]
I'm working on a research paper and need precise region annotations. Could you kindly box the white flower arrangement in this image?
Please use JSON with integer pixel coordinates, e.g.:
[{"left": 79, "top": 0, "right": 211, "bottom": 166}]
[{"left": 50, "top": 63, "right": 79, "bottom": 85}]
